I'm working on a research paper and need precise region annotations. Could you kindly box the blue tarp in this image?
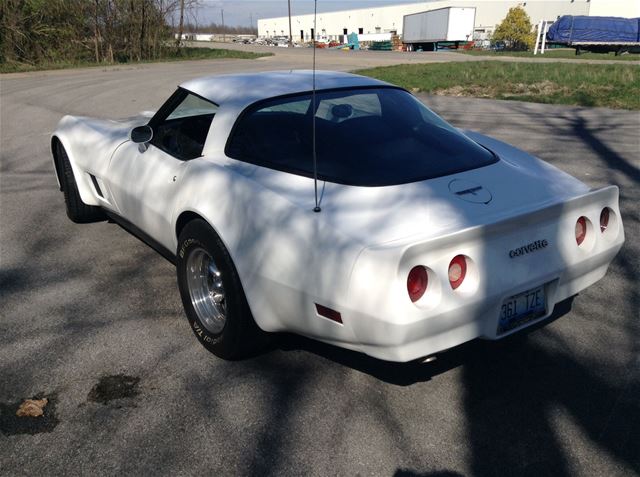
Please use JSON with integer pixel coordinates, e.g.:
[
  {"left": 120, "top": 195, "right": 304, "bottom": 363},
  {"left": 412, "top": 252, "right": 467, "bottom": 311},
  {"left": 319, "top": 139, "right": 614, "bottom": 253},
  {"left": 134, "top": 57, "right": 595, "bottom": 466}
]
[{"left": 547, "top": 15, "right": 640, "bottom": 44}]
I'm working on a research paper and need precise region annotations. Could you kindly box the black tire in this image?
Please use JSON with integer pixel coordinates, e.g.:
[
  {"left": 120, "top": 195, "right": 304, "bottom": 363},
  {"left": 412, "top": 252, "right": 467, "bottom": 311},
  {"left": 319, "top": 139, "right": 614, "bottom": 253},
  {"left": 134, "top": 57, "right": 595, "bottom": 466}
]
[
  {"left": 56, "top": 141, "right": 105, "bottom": 223},
  {"left": 177, "top": 219, "right": 264, "bottom": 359}
]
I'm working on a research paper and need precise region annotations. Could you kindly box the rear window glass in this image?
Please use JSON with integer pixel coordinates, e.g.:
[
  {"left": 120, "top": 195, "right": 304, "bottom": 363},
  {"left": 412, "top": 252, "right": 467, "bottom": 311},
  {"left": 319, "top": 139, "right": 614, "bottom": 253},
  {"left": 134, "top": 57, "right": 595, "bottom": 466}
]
[{"left": 225, "top": 87, "right": 497, "bottom": 186}]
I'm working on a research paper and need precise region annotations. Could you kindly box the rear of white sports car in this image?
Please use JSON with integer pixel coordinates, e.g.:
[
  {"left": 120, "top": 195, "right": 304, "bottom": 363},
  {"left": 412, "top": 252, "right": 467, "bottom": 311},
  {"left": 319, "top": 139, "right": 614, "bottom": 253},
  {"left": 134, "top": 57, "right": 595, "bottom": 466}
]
[
  {"left": 345, "top": 182, "right": 623, "bottom": 362},
  {"left": 318, "top": 130, "right": 626, "bottom": 362},
  {"left": 219, "top": 77, "right": 624, "bottom": 362}
]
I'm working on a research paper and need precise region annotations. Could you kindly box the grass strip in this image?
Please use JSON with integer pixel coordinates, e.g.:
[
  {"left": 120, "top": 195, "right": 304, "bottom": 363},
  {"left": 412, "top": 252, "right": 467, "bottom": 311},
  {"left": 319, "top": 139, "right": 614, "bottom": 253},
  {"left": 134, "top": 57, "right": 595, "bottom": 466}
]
[
  {"left": 0, "top": 47, "right": 272, "bottom": 74},
  {"left": 455, "top": 49, "right": 640, "bottom": 61},
  {"left": 356, "top": 61, "right": 640, "bottom": 110}
]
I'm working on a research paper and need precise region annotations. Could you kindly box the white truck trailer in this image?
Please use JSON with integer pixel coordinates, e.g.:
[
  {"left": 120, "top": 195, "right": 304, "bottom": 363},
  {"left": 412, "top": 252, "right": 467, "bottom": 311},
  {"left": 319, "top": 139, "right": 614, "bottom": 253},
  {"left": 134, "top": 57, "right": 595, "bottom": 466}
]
[{"left": 403, "top": 7, "right": 476, "bottom": 51}]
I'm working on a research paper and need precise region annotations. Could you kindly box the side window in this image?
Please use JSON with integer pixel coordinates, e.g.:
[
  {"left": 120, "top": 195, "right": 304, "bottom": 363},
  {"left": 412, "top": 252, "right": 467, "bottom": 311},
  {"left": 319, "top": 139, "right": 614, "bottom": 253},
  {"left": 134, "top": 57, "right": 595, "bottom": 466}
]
[
  {"left": 151, "top": 92, "right": 218, "bottom": 160},
  {"left": 167, "top": 94, "right": 218, "bottom": 120},
  {"left": 226, "top": 96, "right": 312, "bottom": 168}
]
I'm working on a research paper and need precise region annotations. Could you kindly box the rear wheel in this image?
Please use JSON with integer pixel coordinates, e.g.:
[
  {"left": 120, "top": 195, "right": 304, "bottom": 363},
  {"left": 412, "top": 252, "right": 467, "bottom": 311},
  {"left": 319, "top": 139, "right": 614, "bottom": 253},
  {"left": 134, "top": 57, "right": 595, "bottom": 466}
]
[
  {"left": 56, "top": 141, "right": 105, "bottom": 223},
  {"left": 177, "top": 219, "right": 264, "bottom": 359}
]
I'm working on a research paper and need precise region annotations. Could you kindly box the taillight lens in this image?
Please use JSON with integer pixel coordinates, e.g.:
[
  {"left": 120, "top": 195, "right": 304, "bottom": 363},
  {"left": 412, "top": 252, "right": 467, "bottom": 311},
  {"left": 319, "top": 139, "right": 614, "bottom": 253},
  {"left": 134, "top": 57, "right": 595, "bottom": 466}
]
[
  {"left": 575, "top": 216, "right": 587, "bottom": 245},
  {"left": 448, "top": 255, "right": 467, "bottom": 290},
  {"left": 600, "top": 208, "right": 610, "bottom": 233},
  {"left": 407, "top": 266, "right": 428, "bottom": 303}
]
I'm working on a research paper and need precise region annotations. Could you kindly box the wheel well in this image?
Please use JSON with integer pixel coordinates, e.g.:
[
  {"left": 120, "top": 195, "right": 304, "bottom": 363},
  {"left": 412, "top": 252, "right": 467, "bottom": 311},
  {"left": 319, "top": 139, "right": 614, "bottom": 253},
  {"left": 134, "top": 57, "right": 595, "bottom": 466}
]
[
  {"left": 51, "top": 136, "right": 64, "bottom": 191},
  {"left": 175, "top": 211, "right": 206, "bottom": 240}
]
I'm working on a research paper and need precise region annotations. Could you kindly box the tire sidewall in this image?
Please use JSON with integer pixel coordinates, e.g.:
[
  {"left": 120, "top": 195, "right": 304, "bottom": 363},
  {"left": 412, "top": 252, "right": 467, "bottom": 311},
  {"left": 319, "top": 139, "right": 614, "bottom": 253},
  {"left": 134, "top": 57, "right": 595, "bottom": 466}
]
[
  {"left": 177, "top": 220, "right": 250, "bottom": 357},
  {"left": 58, "top": 143, "right": 76, "bottom": 203},
  {"left": 57, "top": 141, "right": 104, "bottom": 223}
]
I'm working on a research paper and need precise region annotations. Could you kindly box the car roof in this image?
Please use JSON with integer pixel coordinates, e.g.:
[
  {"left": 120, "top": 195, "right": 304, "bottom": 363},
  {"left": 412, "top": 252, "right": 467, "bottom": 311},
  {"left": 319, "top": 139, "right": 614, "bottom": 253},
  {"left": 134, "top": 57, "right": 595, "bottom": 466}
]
[{"left": 180, "top": 70, "right": 391, "bottom": 106}]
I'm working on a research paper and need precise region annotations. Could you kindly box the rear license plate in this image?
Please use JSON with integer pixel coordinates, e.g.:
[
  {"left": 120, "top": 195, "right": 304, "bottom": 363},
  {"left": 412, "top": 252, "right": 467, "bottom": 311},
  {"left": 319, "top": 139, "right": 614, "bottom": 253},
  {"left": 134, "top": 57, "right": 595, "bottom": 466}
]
[{"left": 498, "top": 285, "right": 546, "bottom": 335}]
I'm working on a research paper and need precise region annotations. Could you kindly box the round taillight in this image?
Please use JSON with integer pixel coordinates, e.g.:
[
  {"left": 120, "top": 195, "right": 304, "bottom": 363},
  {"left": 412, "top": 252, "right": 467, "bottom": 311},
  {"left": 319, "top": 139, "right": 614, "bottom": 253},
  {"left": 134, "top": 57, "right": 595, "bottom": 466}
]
[
  {"left": 448, "top": 255, "right": 467, "bottom": 290},
  {"left": 575, "top": 216, "right": 587, "bottom": 245},
  {"left": 407, "top": 266, "right": 428, "bottom": 303},
  {"left": 600, "top": 208, "right": 610, "bottom": 233}
]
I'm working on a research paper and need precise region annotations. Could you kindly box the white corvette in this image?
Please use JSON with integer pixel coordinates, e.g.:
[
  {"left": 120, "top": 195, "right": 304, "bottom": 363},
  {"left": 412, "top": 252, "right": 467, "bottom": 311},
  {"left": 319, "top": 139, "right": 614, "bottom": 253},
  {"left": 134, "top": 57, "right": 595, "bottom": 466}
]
[{"left": 51, "top": 71, "right": 624, "bottom": 362}]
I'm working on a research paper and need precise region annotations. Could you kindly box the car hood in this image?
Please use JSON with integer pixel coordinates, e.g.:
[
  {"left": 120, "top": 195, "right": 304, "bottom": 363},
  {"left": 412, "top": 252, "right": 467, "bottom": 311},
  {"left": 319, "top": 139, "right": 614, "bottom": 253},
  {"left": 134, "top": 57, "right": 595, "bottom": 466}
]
[
  {"left": 225, "top": 131, "right": 589, "bottom": 247},
  {"left": 54, "top": 111, "right": 154, "bottom": 165},
  {"left": 54, "top": 112, "right": 154, "bottom": 151},
  {"left": 55, "top": 112, "right": 154, "bottom": 144}
]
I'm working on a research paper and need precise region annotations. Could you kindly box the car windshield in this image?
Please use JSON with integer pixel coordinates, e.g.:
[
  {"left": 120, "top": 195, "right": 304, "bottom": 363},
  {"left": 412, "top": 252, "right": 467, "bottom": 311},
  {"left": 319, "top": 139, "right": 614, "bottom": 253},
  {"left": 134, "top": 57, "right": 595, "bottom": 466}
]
[{"left": 226, "top": 87, "right": 497, "bottom": 186}]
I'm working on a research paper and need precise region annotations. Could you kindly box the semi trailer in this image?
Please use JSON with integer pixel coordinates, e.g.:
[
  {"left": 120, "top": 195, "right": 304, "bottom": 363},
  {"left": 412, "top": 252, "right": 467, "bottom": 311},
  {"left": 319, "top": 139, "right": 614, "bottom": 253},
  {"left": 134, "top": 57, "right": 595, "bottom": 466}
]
[{"left": 403, "top": 7, "right": 476, "bottom": 51}]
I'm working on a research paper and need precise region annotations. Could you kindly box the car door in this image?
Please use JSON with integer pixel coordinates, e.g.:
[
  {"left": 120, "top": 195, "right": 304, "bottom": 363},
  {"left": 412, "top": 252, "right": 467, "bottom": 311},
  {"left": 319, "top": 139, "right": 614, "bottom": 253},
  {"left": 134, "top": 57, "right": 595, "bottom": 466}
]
[{"left": 106, "top": 90, "right": 219, "bottom": 247}]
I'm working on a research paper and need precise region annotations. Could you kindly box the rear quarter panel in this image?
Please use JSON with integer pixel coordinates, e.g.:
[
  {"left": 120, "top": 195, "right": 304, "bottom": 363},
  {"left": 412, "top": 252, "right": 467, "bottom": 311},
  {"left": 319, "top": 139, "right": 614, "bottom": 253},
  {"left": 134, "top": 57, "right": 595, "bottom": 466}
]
[{"left": 171, "top": 159, "right": 366, "bottom": 343}]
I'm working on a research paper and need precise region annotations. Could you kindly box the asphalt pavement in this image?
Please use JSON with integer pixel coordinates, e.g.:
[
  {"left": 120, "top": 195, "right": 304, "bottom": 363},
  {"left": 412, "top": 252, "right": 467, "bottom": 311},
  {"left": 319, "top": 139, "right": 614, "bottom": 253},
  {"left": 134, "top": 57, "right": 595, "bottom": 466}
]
[{"left": 1, "top": 51, "right": 639, "bottom": 476}]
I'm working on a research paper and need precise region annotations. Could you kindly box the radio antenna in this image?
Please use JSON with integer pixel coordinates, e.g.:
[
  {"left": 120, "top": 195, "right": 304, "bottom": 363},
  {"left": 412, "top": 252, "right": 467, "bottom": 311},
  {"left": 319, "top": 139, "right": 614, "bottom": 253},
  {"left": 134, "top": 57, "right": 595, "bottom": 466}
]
[{"left": 311, "top": 0, "right": 321, "bottom": 213}]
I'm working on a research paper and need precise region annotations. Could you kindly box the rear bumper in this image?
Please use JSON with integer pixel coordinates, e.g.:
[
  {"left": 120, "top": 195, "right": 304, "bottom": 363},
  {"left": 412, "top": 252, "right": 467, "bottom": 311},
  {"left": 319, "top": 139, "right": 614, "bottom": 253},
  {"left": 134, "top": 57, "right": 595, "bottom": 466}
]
[{"left": 342, "top": 242, "right": 621, "bottom": 363}]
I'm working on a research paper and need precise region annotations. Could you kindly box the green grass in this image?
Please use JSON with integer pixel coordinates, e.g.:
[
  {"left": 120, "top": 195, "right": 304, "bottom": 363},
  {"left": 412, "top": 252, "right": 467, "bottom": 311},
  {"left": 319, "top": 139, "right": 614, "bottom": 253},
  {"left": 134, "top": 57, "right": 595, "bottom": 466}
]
[
  {"left": 0, "top": 47, "right": 272, "bottom": 73},
  {"left": 356, "top": 61, "right": 640, "bottom": 110},
  {"left": 455, "top": 48, "right": 640, "bottom": 61}
]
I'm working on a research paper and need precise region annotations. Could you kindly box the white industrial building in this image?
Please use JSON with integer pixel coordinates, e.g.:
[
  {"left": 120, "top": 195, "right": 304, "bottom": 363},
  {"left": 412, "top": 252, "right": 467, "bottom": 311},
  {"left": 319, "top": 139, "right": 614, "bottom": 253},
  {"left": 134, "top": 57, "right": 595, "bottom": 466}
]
[{"left": 258, "top": 0, "right": 640, "bottom": 41}]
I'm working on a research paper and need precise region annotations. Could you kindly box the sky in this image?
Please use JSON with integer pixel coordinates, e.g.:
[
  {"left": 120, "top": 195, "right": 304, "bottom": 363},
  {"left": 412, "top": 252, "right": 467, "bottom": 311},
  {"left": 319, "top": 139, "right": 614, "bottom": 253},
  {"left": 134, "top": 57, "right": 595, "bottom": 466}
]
[{"left": 191, "top": 0, "right": 426, "bottom": 27}]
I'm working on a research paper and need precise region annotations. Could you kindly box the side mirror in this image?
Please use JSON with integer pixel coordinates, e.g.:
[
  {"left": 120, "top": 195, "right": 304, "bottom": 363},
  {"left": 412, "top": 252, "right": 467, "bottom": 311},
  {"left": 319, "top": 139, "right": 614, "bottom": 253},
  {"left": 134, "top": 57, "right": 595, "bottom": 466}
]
[{"left": 130, "top": 125, "right": 153, "bottom": 144}]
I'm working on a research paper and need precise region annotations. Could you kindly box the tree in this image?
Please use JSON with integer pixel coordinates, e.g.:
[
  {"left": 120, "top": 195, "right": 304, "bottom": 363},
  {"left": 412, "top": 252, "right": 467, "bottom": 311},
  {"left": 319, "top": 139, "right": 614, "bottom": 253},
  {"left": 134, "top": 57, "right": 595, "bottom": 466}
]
[
  {"left": 492, "top": 6, "right": 535, "bottom": 51},
  {"left": 0, "top": 0, "right": 93, "bottom": 65},
  {"left": 0, "top": 0, "right": 175, "bottom": 67}
]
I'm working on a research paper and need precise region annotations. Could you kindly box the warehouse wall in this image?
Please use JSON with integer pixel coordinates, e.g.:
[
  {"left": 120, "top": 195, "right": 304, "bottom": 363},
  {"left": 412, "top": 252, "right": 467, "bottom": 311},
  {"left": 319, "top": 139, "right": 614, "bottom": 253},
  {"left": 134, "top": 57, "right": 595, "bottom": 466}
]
[
  {"left": 466, "top": 0, "right": 590, "bottom": 29},
  {"left": 258, "top": 2, "right": 428, "bottom": 40},
  {"left": 589, "top": 0, "right": 640, "bottom": 18},
  {"left": 258, "top": 0, "right": 608, "bottom": 40}
]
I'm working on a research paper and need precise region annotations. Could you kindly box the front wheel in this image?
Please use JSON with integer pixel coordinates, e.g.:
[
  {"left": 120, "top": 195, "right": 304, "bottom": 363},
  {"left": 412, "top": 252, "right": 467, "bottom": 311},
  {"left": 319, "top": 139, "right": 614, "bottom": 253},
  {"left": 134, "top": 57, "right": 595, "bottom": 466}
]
[{"left": 176, "top": 219, "right": 264, "bottom": 359}]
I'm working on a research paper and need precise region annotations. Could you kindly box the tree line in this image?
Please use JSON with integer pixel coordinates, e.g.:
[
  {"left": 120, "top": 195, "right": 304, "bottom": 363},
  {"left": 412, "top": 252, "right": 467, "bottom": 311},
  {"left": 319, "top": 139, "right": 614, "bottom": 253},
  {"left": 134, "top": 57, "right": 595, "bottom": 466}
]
[
  {"left": 0, "top": 0, "right": 234, "bottom": 67},
  {"left": 181, "top": 22, "right": 256, "bottom": 35}
]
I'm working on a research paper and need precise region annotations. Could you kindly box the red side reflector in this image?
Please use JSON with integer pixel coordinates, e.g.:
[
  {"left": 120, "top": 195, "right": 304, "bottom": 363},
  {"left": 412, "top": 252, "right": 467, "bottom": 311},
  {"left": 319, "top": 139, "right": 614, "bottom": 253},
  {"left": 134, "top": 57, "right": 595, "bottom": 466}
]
[
  {"left": 576, "top": 216, "right": 587, "bottom": 245},
  {"left": 315, "top": 303, "right": 343, "bottom": 323},
  {"left": 600, "top": 208, "right": 610, "bottom": 233}
]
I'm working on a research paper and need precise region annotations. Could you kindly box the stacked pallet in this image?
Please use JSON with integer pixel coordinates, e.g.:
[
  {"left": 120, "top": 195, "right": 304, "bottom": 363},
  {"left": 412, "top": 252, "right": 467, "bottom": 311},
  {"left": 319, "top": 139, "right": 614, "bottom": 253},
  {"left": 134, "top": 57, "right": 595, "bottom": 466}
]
[
  {"left": 391, "top": 34, "right": 403, "bottom": 51},
  {"left": 370, "top": 41, "right": 392, "bottom": 51}
]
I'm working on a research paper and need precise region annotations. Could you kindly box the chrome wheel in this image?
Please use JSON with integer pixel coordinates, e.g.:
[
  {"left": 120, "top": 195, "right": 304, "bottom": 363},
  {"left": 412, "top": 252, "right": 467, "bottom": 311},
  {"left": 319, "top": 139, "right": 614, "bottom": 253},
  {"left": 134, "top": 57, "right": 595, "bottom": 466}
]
[{"left": 186, "top": 247, "right": 226, "bottom": 334}]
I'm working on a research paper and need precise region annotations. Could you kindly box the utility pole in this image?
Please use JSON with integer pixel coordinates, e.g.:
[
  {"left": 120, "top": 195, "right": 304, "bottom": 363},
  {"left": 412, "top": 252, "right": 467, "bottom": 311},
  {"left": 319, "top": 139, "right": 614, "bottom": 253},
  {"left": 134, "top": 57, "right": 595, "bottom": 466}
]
[
  {"left": 287, "top": 0, "right": 293, "bottom": 47},
  {"left": 194, "top": 2, "right": 198, "bottom": 33},
  {"left": 176, "top": 0, "right": 185, "bottom": 47},
  {"left": 221, "top": 8, "right": 225, "bottom": 43}
]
